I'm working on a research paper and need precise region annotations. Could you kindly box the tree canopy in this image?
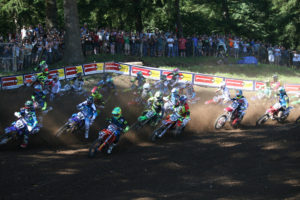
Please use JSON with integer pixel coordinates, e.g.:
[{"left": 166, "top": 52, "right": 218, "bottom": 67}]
[{"left": 0, "top": 0, "right": 299, "bottom": 49}]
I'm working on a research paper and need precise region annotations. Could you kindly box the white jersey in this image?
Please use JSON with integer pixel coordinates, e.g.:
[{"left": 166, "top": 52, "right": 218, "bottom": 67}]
[{"left": 51, "top": 80, "right": 61, "bottom": 94}]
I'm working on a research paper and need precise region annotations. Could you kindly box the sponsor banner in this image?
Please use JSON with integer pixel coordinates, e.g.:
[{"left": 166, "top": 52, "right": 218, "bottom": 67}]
[
  {"left": 194, "top": 74, "right": 224, "bottom": 87},
  {"left": 285, "top": 84, "right": 300, "bottom": 92},
  {"left": 105, "top": 62, "right": 130, "bottom": 75},
  {"left": 24, "top": 74, "right": 36, "bottom": 85},
  {"left": 131, "top": 66, "right": 161, "bottom": 80},
  {"left": 1, "top": 75, "right": 24, "bottom": 89},
  {"left": 225, "top": 78, "right": 254, "bottom": 91},
  {"left": 83, "top": 63, "right": 104, "bottom": 75},
  {"left": 255, "top": 81, "right": 266, "bottom": 90},
  {"left": 48, "top": 68, "right": 65, "bottom": 80},
  {"left": 65, "top": 65, "right": 84, "bottom": 79},
  {"left": 162, "top": 70, "right": 193, "bottom": 82}
]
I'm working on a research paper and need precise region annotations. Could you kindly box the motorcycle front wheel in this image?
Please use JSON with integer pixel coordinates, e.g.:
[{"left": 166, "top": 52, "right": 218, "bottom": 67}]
[
  {"left": 56, "top": 123, "right": 71, "bottom": 137},
  {"left": 88, "top": 139, "right": 103, "bottom": 158},
  {"left": 256, "top": 114, "right": 269, "bottom": 127},
  {"left": 214, "top": 115, "right": 228, "bottom": 130},
  {"left": 151, "top": 126, "right": 165, "bottom": 142}
]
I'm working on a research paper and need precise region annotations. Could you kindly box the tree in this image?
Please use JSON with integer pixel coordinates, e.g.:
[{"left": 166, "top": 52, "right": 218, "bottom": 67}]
[
  {"left": 63, "top": 0, "right": 84, "bottom": 64},
  {"left": 46, "top": 0, "right": 58, "bottom": 29}
]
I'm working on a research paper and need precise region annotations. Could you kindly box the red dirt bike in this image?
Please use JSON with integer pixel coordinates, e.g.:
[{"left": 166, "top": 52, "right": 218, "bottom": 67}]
[
  {"left": 214, "top": 99, "right": 241, "bottom": 129},
  {"left": 151, "top": 112, "right": 183, "bottom": 141},
  {"left": 256, "top": 103, "right": 293, "bottom": 126},
  {"left": 88, "top": 124, "right": 118, "bottom": 157}
]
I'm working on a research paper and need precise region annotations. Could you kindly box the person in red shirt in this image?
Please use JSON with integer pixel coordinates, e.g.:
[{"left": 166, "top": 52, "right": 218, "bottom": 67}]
[{"left": 178, "top": 35, "right": 187, "bottom": 57}]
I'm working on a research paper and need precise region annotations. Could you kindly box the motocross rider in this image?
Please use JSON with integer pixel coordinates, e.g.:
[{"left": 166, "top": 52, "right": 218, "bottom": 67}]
[
  {"left": 34, "top": 60, "right": 49, "bottom": 77},
  {"left": 215, "top": 81, "right": 231, "bottom": 104},
  {"left": 271, "top": 74, "right": 281, "bottom": 91},
  {"left": 31, "top": 76, "right": 48, "bottom": 111},
  {"left": 274, "top": 87, "right": 289, "bottom": 119},
  {"left": 77, "top": 96, "right": 97, "bottom": 139},
  {"left": 71, "top": 72, "right": 85, "bottom": 93},
  {"left": 106, "top": 107, "right": 130, "bottom": 154},
  {"left": 17, "top": 101, "right": 39, "bottom": 148},
  {"left": 141, "top": 83, "right": 153, "bottom": 101},
  {"left": 185, "top": 82, "right": 197, "bottom": 102},
  {"left": 50, "top": 75, "right": 61, "bottom": 102},
  {"left": 164, "top": 88, "right": 180, "bottom": 114},
  {"left": 146, "top": 91, "right": 165, "bottom": 126},
  {"left": 153, "top": 74, "right": 169, "bottom": 95},
  {"left": 102, "top": 73, "right": 117, "bottom": 94},
  {"left": 173, "top": 95, "right": 191, "bottom": 132},
  {"left": 232, "top": 90, "right": 248, "bottom": 122},
  {"left": 91, "top": 86, "right": 105, "bottom": 113},
  {"left": 131, "top": 71, "right": 146, "bottom": 91},
  {"left": 167, "top": 68, "right": 181, "bottom": 87}
]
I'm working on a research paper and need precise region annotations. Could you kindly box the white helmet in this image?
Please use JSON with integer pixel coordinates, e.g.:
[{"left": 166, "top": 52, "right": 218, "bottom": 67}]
[
  {"left": 154, "top": 91, "right": 162, "bottom": 99},
  {"left": 220, "top": 81, "right": 226, "bottom": 88},
  {"left": 171, "top": 88, "right": 179, "bottom": 94},
  {"left": 143, "top": 83, "right": 150, "bottom": 90}
]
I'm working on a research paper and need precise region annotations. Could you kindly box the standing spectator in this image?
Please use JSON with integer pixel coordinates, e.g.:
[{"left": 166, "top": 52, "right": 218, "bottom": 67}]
[
  {"left": 167, "top": 35, "right": 174, "bottom": 57},
  {"left": 274, "top": 45, "right": 281, "bottom": 65},
  {"left": 173, "top": 35, "right": 179, "bottom": 57},
  {"left": 292, "top": 51, "right": 300, "bottom": 69},
  {"left": 233, "top": 38, "right": 240, "bottom": 59},
  {"left": 45, "top": 38, "right": 53, "bottom": 64},
  {"left": 109, "top": 32, "right": 116, "bottom": 55},
  {"left": 192, "top": 34, "right": 198, "bottom": 56},
  {"left": 149, "top": 35, "right": 156, "bottom": 57},
  {"left": 21, "top": 26, "right": 27, "bottom": 41},
  {"left": 268, "top": 45, "right": 275, "bottom": 65},
  {"left": 23, "top": 39, "right": 33, "bottom": 69},
  {"left": 156, "top": 33, "right": 164, "bottom": 57},
  {"left": 124, "top": 33, "right": 130, "bottom": 56},
  {"left": 197, "top": 37, "right": 203, "bottom": 56},
  {"left": 178, "top": 35, "right": 187, "bottom": 57}
]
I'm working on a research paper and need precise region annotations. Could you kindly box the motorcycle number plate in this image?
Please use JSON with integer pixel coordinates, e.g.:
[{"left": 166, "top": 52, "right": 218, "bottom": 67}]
[{"left": 146, "top": 111, "right": 155, "bottom": 118}]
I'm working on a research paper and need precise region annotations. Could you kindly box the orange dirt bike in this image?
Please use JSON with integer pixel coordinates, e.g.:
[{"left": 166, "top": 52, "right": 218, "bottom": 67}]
[
  {"left": 88, "top": 124, "right": 118, "bottom": 157},
  {"left": 214, "top": 99, "right": 241, "bottom": 130}
]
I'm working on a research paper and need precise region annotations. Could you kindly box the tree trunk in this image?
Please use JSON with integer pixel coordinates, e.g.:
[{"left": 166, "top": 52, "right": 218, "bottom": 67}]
[
  {"left": 174, "top": 0, "right": 183, "bottom": 37},
  {"left": 46, "top": 0, "right": 58, "bottom": 29},
  {"left": 221, "top": 0, "right": 231, "bottom": 34},
  {"left": 63, "top": 0, "right": 84, "bottom": 64},
  {"left": 133, "top": 0, "right": 143, "bottom": 32}
]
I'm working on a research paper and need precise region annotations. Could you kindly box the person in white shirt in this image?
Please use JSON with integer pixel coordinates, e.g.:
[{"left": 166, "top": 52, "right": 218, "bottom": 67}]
[
  {"left": 167, "top": 35, "right": 174, "bottom": 57},
  {"left": 50, "top": 75, "right": 61, "bottom": 102}
]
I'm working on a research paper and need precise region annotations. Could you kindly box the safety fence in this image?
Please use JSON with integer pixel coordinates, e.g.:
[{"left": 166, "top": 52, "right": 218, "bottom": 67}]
[{"left": 1, "top": 61, "right": 300, "bottom": 93}]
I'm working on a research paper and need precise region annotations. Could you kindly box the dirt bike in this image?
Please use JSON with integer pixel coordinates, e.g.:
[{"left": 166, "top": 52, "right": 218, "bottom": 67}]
[
  {"left": 151, "top": 112, "right": 183, "bottom": 141},
  {"left": 0, "top": 114, "right": 40, "bottom": 146},
  {"left": 131, "top": 109, "right": 159, "bottom": 130},
  {"left": 295, "top": 116, "right": 300, "bottom": 124},
  {"left": 256, "top": 103, "right": 293, "bottom": 126},
  {"left": 205, "top": 91, "right": 230, "bottom": 106},
  {"left": 55, "top": 110, "right": 86, "bottom": 137},
  {"left": 214, "top": 99, "right": 241, "bottom": 130},
  {"left": 88, "top": 124, "right": 118, "bottom": 157}
]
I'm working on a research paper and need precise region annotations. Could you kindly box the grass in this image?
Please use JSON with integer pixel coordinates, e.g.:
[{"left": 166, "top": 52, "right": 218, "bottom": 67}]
[{"left": 1, "top": 54, "right": 300, "bottom": 84}]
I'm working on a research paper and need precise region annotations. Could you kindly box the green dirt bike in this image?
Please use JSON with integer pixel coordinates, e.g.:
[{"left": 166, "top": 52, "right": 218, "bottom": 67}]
[{"left": 131, "top": 109, "right": 161, "bottom": 131}]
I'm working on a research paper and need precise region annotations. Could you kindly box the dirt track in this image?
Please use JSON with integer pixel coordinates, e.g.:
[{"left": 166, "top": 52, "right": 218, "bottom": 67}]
[{"left": 0, "top": 75, "right": 300, "bottom": 200}]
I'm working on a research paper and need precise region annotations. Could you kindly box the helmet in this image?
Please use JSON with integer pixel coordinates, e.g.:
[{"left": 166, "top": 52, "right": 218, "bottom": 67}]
[
  {"left": 236, "top": 90, "right": 243, "bottom": 99},
  {"left": 154, "top": 91, "right": 162, "bottom": 99},
  {"left": 25, "top": 100, "right": 33, "bottom": 108},
  {"left": 39, "top": 60, "right": 46, "bottom": 67},
  {"left": 106, "top": 75, "right": 113, "bottom": 83},
  {"left": 272, "top": 74, "right": 278, "bottom": 81},
  {"left": 179, "top": 95, "right": 187, "bottom": 105},
  {"left": 112, "top": 107, "right": 122, "bottom": 119},
  {"left": 173, "top": 68, "right": 179, "bottom": 73},
  {"left": 87, "top": 96, "right": 94, "bottom": 105},
  {"left": 161, "top": 75, "right": 167, "bottom": 80},
  {"left": 20, "top": 108, "right": 26, "bottom": 116},
  {"left": 171, "top": 88, "right": 179, "bottom": 94},
  {"left": 143, "top": 83, "right": 150, "bottom": 90},
  {"left": 137, "top": 71, "right": 143, "bottom": 77},
  {"left": 278, "top": 87, "right": 285, "bottom": 94},
  {"left": 76, "top": 72, "right": 82, "bottom": 78},
  {"left": 220, "top": 81, "right": 226, "bottom": 89}
]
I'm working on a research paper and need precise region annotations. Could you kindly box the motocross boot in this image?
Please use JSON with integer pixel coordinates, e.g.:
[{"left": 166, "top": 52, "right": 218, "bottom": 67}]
[
  {"left": 20, "top": 135, "right": 29, "bottom": 148},
  {"left": 107, "top": 143, "right": 116, "bottom": 154}
]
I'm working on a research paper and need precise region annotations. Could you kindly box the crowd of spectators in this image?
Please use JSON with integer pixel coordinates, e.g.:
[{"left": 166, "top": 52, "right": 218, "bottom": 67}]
[
  {"left": 0, "top": 24, "right": 64, "bottom": 72},
  {"left": 80, "top": 26, "right": 300, "bottom": 68},
  {"left": 1, "top": 23, "right": 300, "bottom": 72}
]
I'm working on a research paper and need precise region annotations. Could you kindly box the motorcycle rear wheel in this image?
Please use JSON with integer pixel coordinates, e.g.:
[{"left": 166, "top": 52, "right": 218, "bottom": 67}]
[
  {"left": 214, "top": 115, "right": 227, "bottom": 130},
  {"left": 256, "top": 114, "right": 269, "bottom": 127},
  {"left": 88, "top": 139, "right": 103, "bottom": 158},
  {"left": 295, "top": 116, "right": 300, "bottom": 124}
]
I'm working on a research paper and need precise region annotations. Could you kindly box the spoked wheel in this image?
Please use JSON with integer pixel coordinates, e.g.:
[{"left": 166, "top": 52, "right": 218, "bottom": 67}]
[
  {"left": 55, "top": 123, "right": 70, "bottom": 137},
  {"left": 256, "top": 114, "right": 269, "bottom": 127},
  {"left": 214, "top": 115, "right": 227, "bottom": 130},
  {"left": 88, "top": 139, "right": 103, "bottom": 158},
  {"left": 295, "top": 116, "right": 300, "bottom": 124},
  {"left": 151, "top": 127, "right": 164, "bottom": 142},
  {"left": 0, "top": 134, "right": 13, "bottom": 145}
]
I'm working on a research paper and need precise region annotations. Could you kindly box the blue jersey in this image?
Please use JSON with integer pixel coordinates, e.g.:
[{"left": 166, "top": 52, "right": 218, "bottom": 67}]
[{"left": 279, "top": 93, "right": 289, "bottom": 107}]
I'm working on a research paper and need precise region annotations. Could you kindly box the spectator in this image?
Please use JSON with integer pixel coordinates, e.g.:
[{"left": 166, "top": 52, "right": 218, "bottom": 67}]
[
  {"left": 167, "top": 35, "right": 174, "bottom": 57},
  {"left": 178, "top": 35, "right": 187, "bottom": 57}
]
